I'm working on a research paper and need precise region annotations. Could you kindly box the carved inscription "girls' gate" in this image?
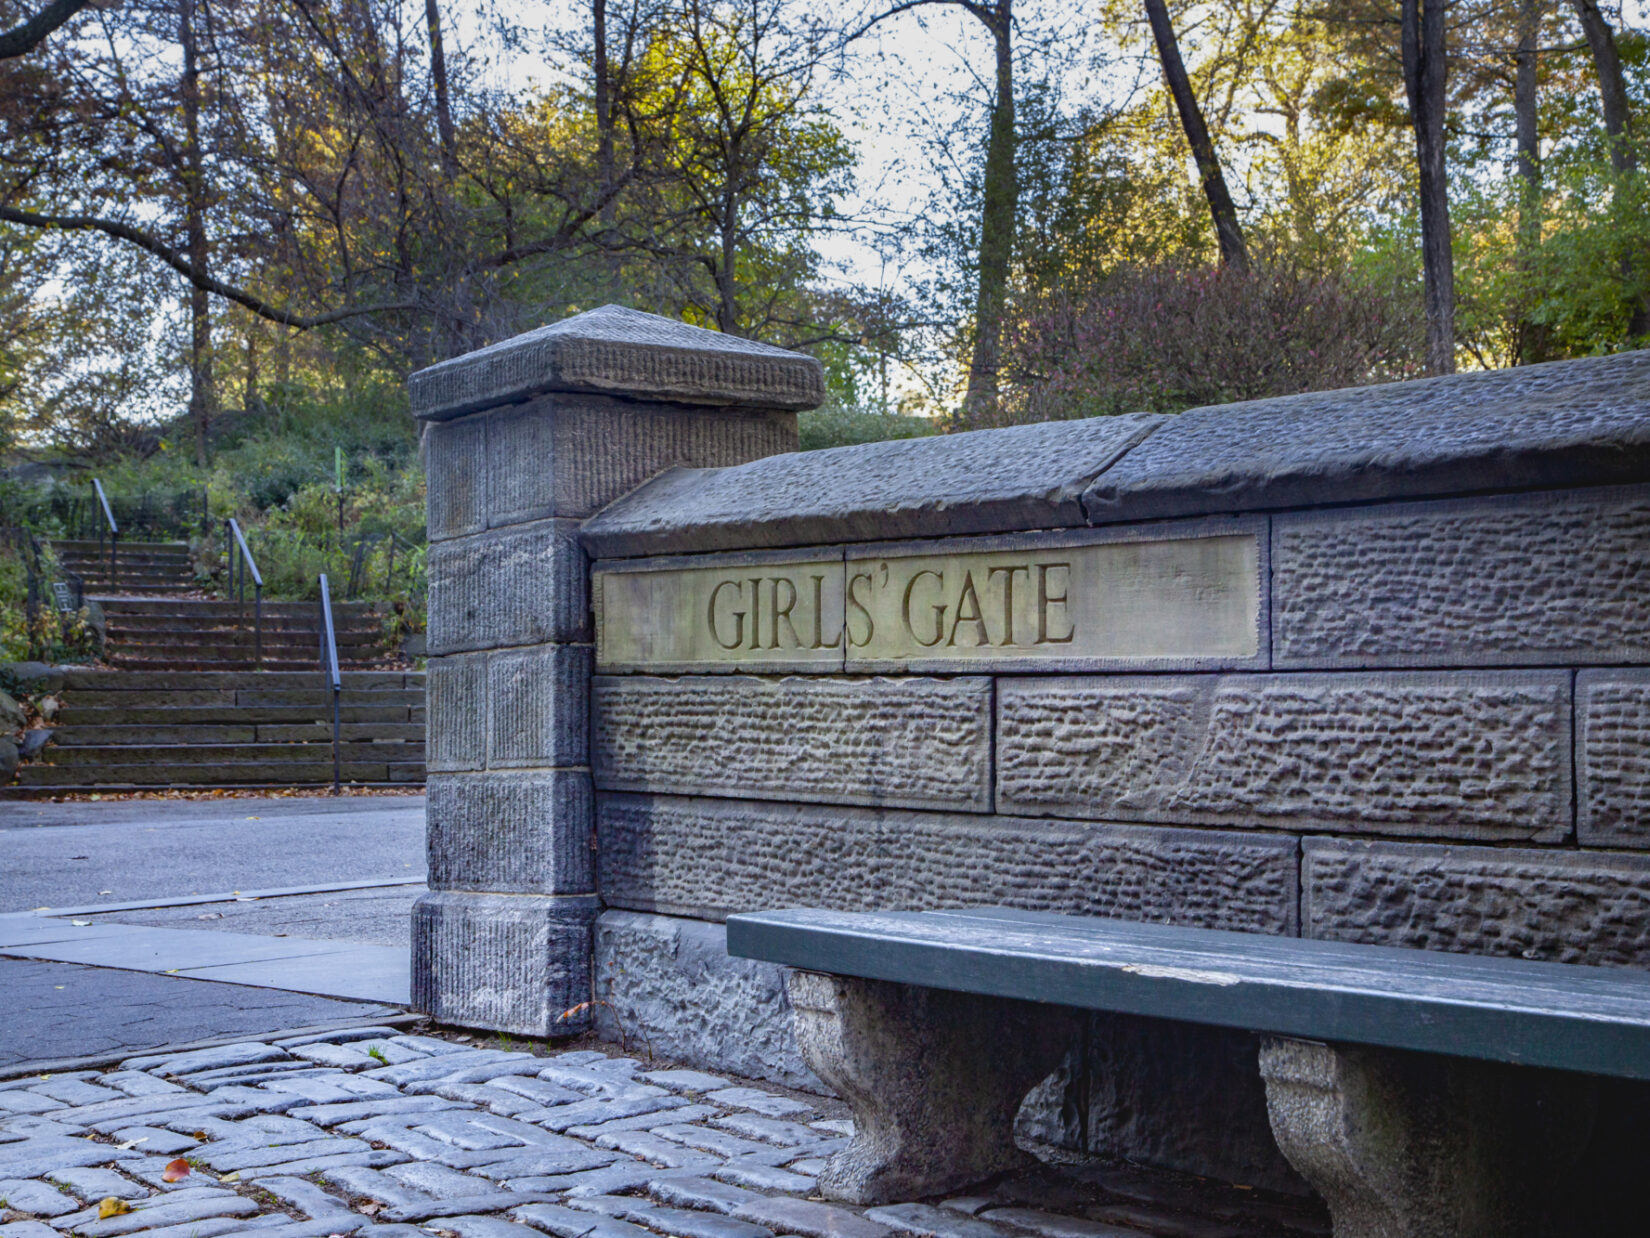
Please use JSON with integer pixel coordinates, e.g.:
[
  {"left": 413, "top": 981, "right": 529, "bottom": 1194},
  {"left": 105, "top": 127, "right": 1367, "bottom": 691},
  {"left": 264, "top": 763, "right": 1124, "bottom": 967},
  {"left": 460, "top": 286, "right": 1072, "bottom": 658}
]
[{"left": 593, "top": 522, "right": 1266, "bottom": 673}]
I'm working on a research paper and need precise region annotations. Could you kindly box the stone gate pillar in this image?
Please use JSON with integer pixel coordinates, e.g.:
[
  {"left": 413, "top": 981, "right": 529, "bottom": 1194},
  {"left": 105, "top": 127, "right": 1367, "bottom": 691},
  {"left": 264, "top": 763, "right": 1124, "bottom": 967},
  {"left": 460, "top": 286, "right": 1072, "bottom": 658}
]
[{"left": 407, "top": 306, "right": 823, "bottom": 1035}]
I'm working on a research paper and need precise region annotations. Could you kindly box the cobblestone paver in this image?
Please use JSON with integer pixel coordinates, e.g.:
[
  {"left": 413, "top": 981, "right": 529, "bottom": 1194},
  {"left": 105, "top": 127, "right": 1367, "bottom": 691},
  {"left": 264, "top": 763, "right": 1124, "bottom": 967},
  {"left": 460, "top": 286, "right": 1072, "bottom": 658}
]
[{"left": 0, "top": 1032, "right": 1326, "bottom": 1238}]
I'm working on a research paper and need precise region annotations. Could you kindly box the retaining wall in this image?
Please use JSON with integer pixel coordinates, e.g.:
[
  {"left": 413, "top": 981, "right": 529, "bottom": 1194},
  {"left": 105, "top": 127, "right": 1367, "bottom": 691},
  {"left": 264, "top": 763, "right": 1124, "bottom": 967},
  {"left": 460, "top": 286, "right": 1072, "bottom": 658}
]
[{"left": 411, "top": 307, "right": 1650, "bottom": 1191}]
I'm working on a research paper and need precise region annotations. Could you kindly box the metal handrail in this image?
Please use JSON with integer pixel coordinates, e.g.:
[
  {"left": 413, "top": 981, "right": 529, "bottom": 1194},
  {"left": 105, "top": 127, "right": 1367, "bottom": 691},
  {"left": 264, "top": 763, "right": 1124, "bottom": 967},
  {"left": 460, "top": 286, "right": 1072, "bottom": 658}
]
[
  {"left": 91, "top": 478, "right": 119, "bottom": 589},
  {"left": 318, "top": 573, "right": 342, "bottom": 796},
  {"left": 225, "top": 518, "right": 264, "bottom": 667}
]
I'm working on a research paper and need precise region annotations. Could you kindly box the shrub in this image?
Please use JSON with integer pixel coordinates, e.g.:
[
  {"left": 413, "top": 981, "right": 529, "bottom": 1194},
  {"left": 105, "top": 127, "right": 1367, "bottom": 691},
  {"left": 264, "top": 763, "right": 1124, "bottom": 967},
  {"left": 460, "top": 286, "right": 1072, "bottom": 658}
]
[
  {"left": 1004, "top": 260, "right": 1427, "bottom": 422},
  {"left": 798, "top": 405, "right": 938, "bottom": 451}
]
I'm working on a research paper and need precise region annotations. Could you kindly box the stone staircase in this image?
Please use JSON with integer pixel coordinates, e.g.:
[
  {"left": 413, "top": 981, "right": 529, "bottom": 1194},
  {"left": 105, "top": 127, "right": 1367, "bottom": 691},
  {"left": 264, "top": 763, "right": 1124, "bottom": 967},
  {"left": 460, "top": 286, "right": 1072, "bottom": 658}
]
[
  {"left": 101, "top": 598, "right": 391, "bottom": 672},
  {"left": 53, "top": 538, "right": 197, "bottom": 595},
  {"left": 5, "top": 669, "right": 425, "bottom": 794},
  {"left": 9, "top": 534, "right": 428, "bottom": 795}
]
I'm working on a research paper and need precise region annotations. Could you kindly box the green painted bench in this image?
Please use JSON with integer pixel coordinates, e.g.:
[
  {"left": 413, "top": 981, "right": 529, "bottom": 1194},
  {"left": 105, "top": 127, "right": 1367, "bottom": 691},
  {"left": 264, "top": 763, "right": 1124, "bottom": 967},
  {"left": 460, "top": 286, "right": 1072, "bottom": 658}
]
[{"left": 728, "top": 906, "right": 1650, "bottom": 1238}]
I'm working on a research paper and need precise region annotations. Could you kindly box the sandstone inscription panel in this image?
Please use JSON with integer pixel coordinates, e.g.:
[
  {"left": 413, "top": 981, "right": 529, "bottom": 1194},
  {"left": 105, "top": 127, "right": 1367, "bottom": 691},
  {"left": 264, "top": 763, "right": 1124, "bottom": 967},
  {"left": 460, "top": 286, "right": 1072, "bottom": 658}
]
[
  {"left": 595, "top": 551, "right": 845, "bottom": 672},
  {"left": 593, "top": 520, "right": 1265, "bottom": 673}
]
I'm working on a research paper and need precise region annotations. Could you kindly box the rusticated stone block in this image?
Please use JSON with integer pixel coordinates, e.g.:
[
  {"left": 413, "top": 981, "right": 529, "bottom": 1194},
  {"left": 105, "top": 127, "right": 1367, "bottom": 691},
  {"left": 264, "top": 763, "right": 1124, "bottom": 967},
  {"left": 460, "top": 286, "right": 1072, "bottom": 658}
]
[
  {"left": 544, "top": 397, "right": 797, "bottom": 521},
  {"left": 411, "top": 890, "right": 598, "bottom": 1036},
  {"left": 596, "top": 793, "right": 1299, "bottom": 931},
  {"left": 410, "top": 304, "right": 824, "bottom": 421},
  {"left": 1084, "top": 348, "right": 1650, "bottom": 523},
  {"left": 425, "top": 653, "right": 485, "bottom": 772},
  {"left": 426, "top": 413, "right": 487, "bottom": 541},
  {"left": 1580, "top": 670, "right": 1650, "bottom": 848},
  {"left": 593, "top": 909, "right": 819, "bottom": 1090},
  {"left": 488, "top": 644, "right": 591, "bottom": 768},
  {"left": 1303, "top": 838, "right": 1650, "bottom": 968},
  {"left": 1274, "top": 486, "right": 1650, "bottom": 668},
  {"left": 427, "top": 521, "right": 588, "bottom": 655},
  {"left": 426, "top": 771, "right": 594, "bottom": 894},
  {"left": 592, "top": 676, "right": 993, "bottom": 811},
  {"left": 997, "top": 672, "right": 1572, "bottom": 842},
  {"left": 581, "top": 415, "right": 1165, "bottom": 558}
]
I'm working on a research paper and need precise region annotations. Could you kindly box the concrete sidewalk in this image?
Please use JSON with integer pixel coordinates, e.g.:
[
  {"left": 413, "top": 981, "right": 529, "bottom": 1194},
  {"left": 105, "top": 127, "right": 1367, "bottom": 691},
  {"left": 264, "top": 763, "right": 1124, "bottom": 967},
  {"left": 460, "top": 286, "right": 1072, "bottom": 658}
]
[{"left": 0, "top": 795, "right": 425, "bottom": 1071}]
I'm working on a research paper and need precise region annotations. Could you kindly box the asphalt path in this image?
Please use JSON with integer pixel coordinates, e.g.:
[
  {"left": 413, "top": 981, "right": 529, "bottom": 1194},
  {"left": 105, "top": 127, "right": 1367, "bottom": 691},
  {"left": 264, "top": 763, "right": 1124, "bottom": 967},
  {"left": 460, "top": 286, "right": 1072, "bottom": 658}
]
[
  {"left": 0, "top": 794, "right": 426, "bottom": 912},
  {"left": 0, "top": 794, "right": 426, "bottom": 1070}
]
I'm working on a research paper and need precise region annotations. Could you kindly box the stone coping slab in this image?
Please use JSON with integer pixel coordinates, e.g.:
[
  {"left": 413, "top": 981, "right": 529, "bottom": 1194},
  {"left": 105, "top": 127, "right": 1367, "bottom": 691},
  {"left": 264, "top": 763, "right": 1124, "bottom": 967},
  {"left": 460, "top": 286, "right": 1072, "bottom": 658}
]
[
  {"left": 586, "top": 349, "right": 1650, "bottom": 556},
  {"left": 1084, "top": 347, "right": 1650, "bottom": 522},
  {"left": 580, "top": 417, "right": 1164, "bottom": 558},
  {"left": 410, "top": 307, "right": 824, "bottom": 421}
]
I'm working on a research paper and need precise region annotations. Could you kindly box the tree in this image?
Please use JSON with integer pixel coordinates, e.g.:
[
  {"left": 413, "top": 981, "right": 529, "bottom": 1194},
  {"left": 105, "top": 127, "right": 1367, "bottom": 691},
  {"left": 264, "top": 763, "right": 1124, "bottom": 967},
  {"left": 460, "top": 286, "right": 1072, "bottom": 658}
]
[
  {"left": 847, "top": 0, "right": 1015, "bottom": 428},
  {"left": 1401, "top": 0, "right": 1454, "bottom": 373},
  {"left": 1142, "top": 0, "right": 1249, "bottom": 269},
  {"left": 1568, "top": 0, "right": 1646, "bottom": 336},
  {"left": 623, "top": 0, "right": 853, "bottom": 338},
  {"left": 1513, "top": 0, "right": 1547, "bottom": 363}
]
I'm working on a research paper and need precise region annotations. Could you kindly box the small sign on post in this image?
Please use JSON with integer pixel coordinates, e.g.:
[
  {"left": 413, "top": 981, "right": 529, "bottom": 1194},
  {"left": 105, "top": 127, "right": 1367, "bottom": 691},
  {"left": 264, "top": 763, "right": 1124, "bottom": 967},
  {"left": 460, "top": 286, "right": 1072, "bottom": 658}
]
[{"left": 335, "top": 446, "right": 346, "bottom": 534}]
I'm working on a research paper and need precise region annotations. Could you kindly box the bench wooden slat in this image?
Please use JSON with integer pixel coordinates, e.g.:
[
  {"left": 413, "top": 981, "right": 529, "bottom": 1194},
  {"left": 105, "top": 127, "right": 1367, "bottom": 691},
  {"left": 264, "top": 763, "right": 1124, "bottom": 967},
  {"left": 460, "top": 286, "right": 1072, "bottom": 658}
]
[{"left": 726, "top": 907, "right": 1650, "bottom": 1079}]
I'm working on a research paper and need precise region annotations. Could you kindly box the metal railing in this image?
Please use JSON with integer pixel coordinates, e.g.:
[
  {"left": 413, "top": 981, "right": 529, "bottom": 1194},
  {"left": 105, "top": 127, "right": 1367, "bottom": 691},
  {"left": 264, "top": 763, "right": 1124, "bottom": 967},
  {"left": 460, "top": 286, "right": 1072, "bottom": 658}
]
[
  {"left": 91, "top": 478, "right": 118, "bottom": 590},
  {"left": 226, "top": 518, "right": 264, "bottom": 668},
  {"left": 318, "top": 573, "right": 342, "bottom": 795}
]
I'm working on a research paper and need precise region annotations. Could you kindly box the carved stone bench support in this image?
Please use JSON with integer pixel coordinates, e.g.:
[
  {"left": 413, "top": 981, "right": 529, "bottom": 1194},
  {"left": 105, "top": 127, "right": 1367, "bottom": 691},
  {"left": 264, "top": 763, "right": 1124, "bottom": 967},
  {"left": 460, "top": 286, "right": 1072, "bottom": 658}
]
[
  {"left": 1259, "top": 1037, "right": 1598, "bottom": 1238},
  {"left": 786, "top": 970, "right": 1078, "bottom": 1205}
]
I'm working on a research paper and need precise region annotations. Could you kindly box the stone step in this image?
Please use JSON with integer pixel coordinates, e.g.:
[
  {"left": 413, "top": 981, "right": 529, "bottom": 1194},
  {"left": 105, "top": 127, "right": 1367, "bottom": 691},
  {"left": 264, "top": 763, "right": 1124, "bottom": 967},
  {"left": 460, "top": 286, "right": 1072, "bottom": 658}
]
[
  {"left": 56, "top": 704, "right": 423, "bottom": 726},
  {"left": 58, "top": 551, "right": 192, "bottom": 564},
  {"left": 62, "top": 565, "right": 195, "bottom": 580},
  {"left": 58, "top": 669, "right": 421, "bottom": 690},
  {"left": 63, "top": 687, "right": 424, "bottom": 708},
  {"left": 103, "top": 657, "right": 392, "bottom": 672},
  {"left": 98, "top": 601, "right": 379, "bottom": 618},
  {"left": 41, "top": 740, "right": 425, "bottom": 765},
  {"left": 105, "top": 635, "right": 386, "bottom": 650},
  {"left": 50, "top": 721, "right": 426, "bottom": 745},
  {"left": 106, "top": 619, "right": 382, "bottom": 640},
  {"left": 81, "top": 587, "right": 202, "bottom": 597},
  {"left": 15, "top": 759, "right": 425, "bottom": 786},
  {"left": 53, "top": 540, "right": 190, "bottom": 553}
]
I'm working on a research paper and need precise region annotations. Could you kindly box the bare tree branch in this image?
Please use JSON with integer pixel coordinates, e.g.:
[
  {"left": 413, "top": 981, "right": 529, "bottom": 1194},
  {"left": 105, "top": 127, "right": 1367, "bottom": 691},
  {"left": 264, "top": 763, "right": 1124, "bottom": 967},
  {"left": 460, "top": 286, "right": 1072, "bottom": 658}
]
[
  {"left": 0, "top": 0, "right": 92, "bottom": 61},
  {"left": 0, "top": 203, "right": 415, "bottom": 327}
]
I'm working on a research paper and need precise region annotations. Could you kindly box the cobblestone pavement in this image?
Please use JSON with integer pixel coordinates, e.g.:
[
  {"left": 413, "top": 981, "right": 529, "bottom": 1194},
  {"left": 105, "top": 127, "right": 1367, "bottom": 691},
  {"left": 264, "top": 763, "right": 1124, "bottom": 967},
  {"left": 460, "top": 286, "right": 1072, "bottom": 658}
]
[{"left": 0, "top": 1029, "right": 1329, "bottom": 1238}]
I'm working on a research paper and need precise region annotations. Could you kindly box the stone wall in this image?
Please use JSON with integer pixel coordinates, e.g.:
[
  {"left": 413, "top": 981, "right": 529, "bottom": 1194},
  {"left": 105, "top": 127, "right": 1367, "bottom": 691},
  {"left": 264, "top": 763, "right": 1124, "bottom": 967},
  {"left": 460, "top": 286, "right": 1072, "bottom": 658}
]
[{"left": 412, "top": 314, "right": 1650, "bottom": 1192}]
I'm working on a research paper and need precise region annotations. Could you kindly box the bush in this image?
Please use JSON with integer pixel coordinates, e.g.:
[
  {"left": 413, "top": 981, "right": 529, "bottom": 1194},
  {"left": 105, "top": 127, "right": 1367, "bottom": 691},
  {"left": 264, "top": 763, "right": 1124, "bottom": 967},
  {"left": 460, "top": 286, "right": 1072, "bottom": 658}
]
[
  {"left": 1004, "top": 260, "right": 1427, "bottom": 421},
  {"left": 798, "top": 405, "right": 938, "bottom": 451},
  {"left": 0, "top": 537, "right": 99, "bottom": 663}
]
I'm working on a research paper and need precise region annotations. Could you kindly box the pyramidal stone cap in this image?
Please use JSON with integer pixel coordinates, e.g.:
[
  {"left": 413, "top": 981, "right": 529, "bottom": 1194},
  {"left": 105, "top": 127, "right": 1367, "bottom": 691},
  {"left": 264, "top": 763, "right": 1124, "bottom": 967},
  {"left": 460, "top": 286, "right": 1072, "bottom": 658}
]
[{"left": 409, "top": 305, "right": 825, "bottom": 421}]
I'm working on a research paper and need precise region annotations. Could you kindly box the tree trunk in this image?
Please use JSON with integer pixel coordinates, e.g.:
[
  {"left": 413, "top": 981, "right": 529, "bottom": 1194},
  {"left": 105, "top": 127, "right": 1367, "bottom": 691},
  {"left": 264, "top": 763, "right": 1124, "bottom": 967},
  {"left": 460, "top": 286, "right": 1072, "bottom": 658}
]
[
  {"left": 717, "top": 181, "right": 739, "bottom": 335},
  {"left": 1569, "top": 0, "right": 1646, "bottom": 337},
  {"left": 958, "top": 0, "right": 1015, "bottom": 429},
  {"left": 594, "top": 0, "right": 619, "bottom": 295},
  {"left": 1515, "top": 0, "right": 1548, "bottom": 363},
  {"left": 1143, "top": 0, "right": 1249, "bottom": 270},
  {"left": 424, "top": 0, "right": 458, "bottom": 177},
  {"left": 1401, "top": 0, "right": 1454, "bottom": 375},
  {"left": 179, "top": 0, "right": 215, "bottom": 465},
  {"left": 1570, "top": 0, "right": 1634, "bottom": 173}
]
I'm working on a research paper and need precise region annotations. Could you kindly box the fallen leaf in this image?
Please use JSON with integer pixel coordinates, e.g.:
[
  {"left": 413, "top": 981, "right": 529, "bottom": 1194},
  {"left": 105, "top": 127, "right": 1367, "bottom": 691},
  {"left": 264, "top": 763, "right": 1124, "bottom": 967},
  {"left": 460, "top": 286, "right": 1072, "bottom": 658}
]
[
  {"left": 163, "top": 969, "right": 180, "bottom": 975},
  {"left": 192, "top": 1131, "right": 207, "bottom": 1141},
  {"left": 355, "top": 1202, "right": 383, "bottom": 1215},
  {"left": 219, "top": 1173, "right": 240, "bottom": 1184},
  {"left": 98, "top": 1198, "right": 132, "bottom": 1219},
  {"left": 162, "top": 1159, "right": 191, "bottom": 1182},
  {"left": 113, "top": 1139, "right": 144, "bottom": 1151}
]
